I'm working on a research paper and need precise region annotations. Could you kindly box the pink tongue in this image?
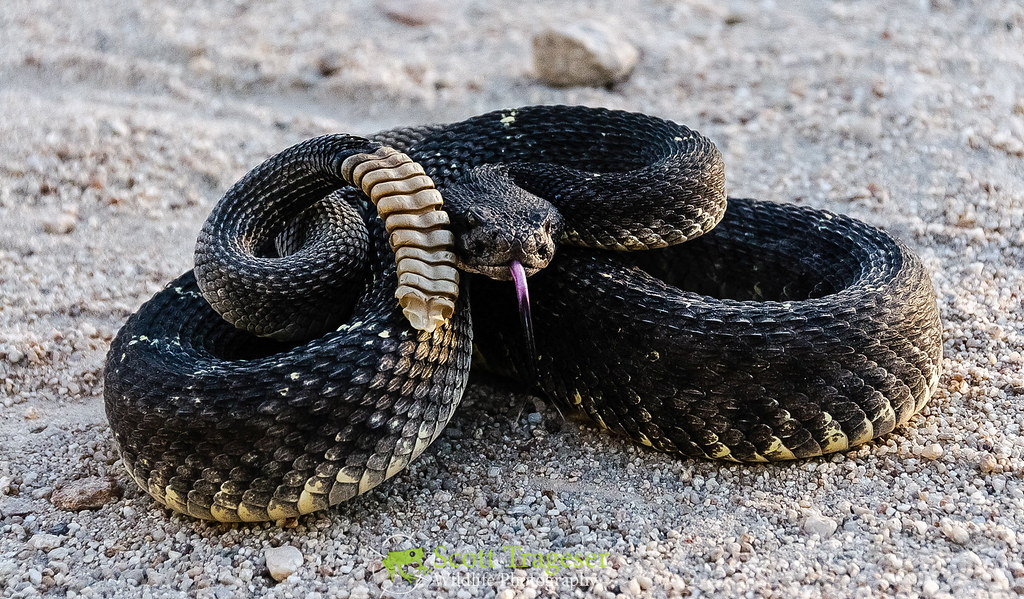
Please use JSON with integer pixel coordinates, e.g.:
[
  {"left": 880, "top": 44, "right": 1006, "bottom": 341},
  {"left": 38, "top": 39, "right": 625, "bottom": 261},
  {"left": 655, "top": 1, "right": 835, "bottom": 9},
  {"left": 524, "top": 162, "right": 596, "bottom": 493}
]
[{"left": 509, "top": 261, "right": 537, "bottom": 380}]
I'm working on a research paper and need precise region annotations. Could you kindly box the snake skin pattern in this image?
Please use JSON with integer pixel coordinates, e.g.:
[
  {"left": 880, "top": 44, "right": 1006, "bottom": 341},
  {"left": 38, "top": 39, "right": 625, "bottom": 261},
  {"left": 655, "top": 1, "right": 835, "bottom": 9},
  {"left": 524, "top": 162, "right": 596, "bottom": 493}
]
[{"left": 103, "top": 106, "right": 942, "bottom": 521}]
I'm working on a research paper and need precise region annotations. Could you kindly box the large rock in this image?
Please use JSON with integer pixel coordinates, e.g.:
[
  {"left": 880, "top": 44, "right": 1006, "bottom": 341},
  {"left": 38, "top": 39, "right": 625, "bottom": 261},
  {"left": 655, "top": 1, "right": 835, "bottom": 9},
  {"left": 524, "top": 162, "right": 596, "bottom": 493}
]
[
  {"left": 51, "top": 477, "right": 122, "bottom": 511},
  {"left": 532, "top": 22, "right": 639, "bottom": 87},
  {"left": 265, "top": 545, "right": 303, "bottom": 582}
]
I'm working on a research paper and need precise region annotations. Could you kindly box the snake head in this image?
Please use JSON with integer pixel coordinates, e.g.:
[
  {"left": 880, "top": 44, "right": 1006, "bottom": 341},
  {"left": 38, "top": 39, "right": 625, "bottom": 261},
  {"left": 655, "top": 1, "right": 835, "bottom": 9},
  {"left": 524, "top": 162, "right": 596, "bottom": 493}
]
[{"left": 442, "top": 165, "right": 564, "bottom": 280}]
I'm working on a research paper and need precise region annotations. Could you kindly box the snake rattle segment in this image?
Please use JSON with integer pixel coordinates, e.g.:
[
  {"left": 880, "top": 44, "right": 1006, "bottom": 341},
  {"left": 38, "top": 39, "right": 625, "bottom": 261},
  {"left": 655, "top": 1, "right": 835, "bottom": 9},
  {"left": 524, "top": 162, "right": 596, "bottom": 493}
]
[{"left": 103, "top": 106, "right": 943, "bottom": 522}]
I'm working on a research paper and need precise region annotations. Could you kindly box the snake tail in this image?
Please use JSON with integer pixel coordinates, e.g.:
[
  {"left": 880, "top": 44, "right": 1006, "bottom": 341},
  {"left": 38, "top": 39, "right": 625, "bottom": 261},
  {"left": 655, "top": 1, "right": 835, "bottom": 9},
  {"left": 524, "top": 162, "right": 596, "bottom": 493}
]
[{"left": 341, "top": 147, "right": 460, "bottom": 332}]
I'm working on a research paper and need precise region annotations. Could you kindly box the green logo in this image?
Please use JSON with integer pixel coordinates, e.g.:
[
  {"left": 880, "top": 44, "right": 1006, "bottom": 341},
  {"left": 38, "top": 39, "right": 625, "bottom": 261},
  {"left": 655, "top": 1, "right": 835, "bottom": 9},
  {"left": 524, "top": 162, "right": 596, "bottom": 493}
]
[{"left": 383, "top": 547, "right": 429, "bottom": 583}]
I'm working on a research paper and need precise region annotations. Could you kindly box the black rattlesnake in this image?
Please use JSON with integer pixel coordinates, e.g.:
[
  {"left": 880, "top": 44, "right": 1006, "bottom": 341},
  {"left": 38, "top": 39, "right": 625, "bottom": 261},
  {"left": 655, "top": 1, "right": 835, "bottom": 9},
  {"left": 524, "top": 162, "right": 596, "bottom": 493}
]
[{"left": 103, "top": 106, "right": 943, "bottom": 522}]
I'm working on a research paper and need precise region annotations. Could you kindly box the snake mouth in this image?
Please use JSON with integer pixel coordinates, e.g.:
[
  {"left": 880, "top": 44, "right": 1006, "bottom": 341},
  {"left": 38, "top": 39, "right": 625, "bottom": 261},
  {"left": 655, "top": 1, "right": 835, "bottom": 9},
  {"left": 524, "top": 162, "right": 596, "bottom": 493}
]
[
  {"left": 461, "top": 261, "right": 542, "bottom": 280},
  {"left": 509, "top": 260, "right": 538, "bottom": 381}
]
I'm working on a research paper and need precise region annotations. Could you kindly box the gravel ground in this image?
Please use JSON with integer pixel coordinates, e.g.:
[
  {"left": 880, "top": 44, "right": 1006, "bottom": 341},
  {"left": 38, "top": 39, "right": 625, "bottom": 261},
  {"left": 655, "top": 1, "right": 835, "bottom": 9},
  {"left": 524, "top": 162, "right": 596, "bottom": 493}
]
[{"left": 2, "top": 1, "right": 1024, "bottom": 597}]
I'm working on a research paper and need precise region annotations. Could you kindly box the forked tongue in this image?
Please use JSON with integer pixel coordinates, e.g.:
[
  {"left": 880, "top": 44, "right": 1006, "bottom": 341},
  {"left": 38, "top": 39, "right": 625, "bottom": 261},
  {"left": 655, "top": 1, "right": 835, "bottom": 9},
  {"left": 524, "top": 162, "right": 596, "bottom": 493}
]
[{"left": 509, "top": 261, "right": 538, "bottom": 382}]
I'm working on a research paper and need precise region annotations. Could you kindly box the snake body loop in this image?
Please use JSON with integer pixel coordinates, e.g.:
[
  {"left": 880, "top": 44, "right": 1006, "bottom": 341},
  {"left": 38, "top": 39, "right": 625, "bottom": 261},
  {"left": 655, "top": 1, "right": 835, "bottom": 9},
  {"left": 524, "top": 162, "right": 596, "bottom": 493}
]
[{"left": 104, "top": 106, "right": 942, "bottom": 522}]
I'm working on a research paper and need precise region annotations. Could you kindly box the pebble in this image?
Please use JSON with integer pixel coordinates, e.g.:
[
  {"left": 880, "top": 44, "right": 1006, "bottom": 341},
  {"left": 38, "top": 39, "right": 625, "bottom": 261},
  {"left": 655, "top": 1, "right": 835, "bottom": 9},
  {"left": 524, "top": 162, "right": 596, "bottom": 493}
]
[
  {"left": 627, "top": 578, "right": 643, "bottom": 595},
  {"left": 532, "top": 22, "right": 639, "bottom": 87},
  {"left": 29, "top": 533, "right": 63, "bottom": 551},
  {"left": 803, "top": 513, "right": 839, "bottom": 538},
  {"left": 50, "top": 477, "right": 123, "bottom": 511},
  {"left": 979, "top": 453, "right": 998, "bottom": 473},
  {"left": 940, "top": 519, "right": 970, "bottom": 544},
  {"left": 24, "top": 406, "right": 40, "bottom": 420},
  {"left": 264, "top": 545, "right": 303, "bottom": 582},
  {"left": 6, "top": 347, "right": 25, "bottom": 364},
  {"left": 919, "top": 443, "right": 943, "bottom": 460}
]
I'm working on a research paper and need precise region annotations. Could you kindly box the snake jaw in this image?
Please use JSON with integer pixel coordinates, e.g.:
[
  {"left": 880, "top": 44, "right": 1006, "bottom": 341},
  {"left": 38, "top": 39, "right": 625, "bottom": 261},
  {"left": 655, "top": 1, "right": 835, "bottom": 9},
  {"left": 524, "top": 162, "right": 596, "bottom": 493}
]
[{"left": 510, "top": 260, "right": 538, "bottom": 381}]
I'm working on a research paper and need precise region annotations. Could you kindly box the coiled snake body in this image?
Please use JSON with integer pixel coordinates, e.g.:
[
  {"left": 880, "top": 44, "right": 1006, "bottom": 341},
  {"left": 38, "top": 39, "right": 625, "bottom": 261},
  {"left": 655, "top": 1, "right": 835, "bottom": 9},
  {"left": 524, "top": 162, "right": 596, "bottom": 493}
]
[{"left": 103, "top": 106, "right": 943, "bottom": 522}]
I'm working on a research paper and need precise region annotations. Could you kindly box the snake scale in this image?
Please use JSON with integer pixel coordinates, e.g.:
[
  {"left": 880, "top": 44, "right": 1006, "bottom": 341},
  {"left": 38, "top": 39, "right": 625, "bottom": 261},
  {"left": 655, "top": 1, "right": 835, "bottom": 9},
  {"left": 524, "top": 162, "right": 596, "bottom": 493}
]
[{"left": 103, "top": 106, "right": 943, "bottom": 522}]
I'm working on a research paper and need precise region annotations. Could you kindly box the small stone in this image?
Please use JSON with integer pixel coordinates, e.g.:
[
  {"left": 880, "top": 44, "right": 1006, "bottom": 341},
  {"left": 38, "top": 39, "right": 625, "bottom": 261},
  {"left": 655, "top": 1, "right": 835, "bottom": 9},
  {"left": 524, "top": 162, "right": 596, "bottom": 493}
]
[
  {"left": 151, "top": 528, "right": 166, "bottom": 542},
  {"left": 378, "top": 0, "right": 443, "bottom": 26},
  {"left": 979, "top": 452, "right": 998, "bottom": 473},
  {"left": 638, "top": 575, "right": 653, "bottom": 590},
  {"left": 24, "top": 406, "right": 40, "bottom": 420},
  {"left": 78, "top": 322, "right": 98, "bottom": 338},
  {"left": 265, "top": 545, "right": 303, "bottom": 582},
  {"left": 6, "top": 348, "right": 25, "bottom": 364},
  {"left": 940, "top": 518, "right": 969, "bottom": 544},
  {"left": 527, "top": 412, "right": 543, "bottom": 425},
  {"left": 919, "top": 443, "right": 943, "bottom": 460},
  {"left": 922, "top": 579, "right": 940, "bottom": 596},
  {"left": 29, "top": 533, "right": 63, "bottom": 551},
  {"left": 803, "top": 512, "right": 838, "bottom": 538},
  {"left": 498, "top": 590, "right": 515, "bottom": 599},
  {"left": 349, "top": 584, "right": 371, "bottom": 599},
  {"left": 627, "top": 578, "right": 643, "bottom": 595},
  {"left": 51, "top": 477, "right": 123, "bottom": 511},
  {"left": 532, "top": 22, "right": 639, "bottom": 87},
  {"left": 42, "top": 213, "right": 77, "bottom": 235}
]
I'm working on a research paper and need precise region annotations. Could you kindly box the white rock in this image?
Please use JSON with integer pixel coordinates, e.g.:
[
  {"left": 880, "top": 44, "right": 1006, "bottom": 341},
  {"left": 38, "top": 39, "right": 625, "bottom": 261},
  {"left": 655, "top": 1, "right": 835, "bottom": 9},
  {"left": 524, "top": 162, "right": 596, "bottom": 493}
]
[
  {"left": 265, "top": 545, "right": 303, "bottom": 582},
  {"left": 6, "top": 348, "right": 25, "bottom": 364},
  {"left": 29, "top": 533, "right": 63, "bottom": 551},
  {"left": 919, "top": 443, "right": 943, "bottom": 460},
  {"left": 532, "top": 22, "right": 639, "bottom": 87},
  {"left": 940, "top": 518, "right": 969, "bottom": 544},
  {"left": 803, "top": 512, "right": 838, "bottom": 538}
]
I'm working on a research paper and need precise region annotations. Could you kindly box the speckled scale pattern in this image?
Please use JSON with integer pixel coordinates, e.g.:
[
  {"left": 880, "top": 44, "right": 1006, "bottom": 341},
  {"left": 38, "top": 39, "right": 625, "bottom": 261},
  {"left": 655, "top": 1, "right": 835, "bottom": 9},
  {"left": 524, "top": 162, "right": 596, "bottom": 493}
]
[{"left": 404, "top": 106, "right": 728, "bottom": 252}]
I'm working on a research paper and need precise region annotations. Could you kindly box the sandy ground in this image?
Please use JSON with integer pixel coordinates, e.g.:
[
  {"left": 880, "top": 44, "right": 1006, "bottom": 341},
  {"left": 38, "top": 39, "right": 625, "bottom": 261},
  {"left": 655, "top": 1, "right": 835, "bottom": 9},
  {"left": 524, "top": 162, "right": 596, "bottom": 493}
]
[{"left": 2, "top": 1, "right": 1024, "bottom": 597}]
